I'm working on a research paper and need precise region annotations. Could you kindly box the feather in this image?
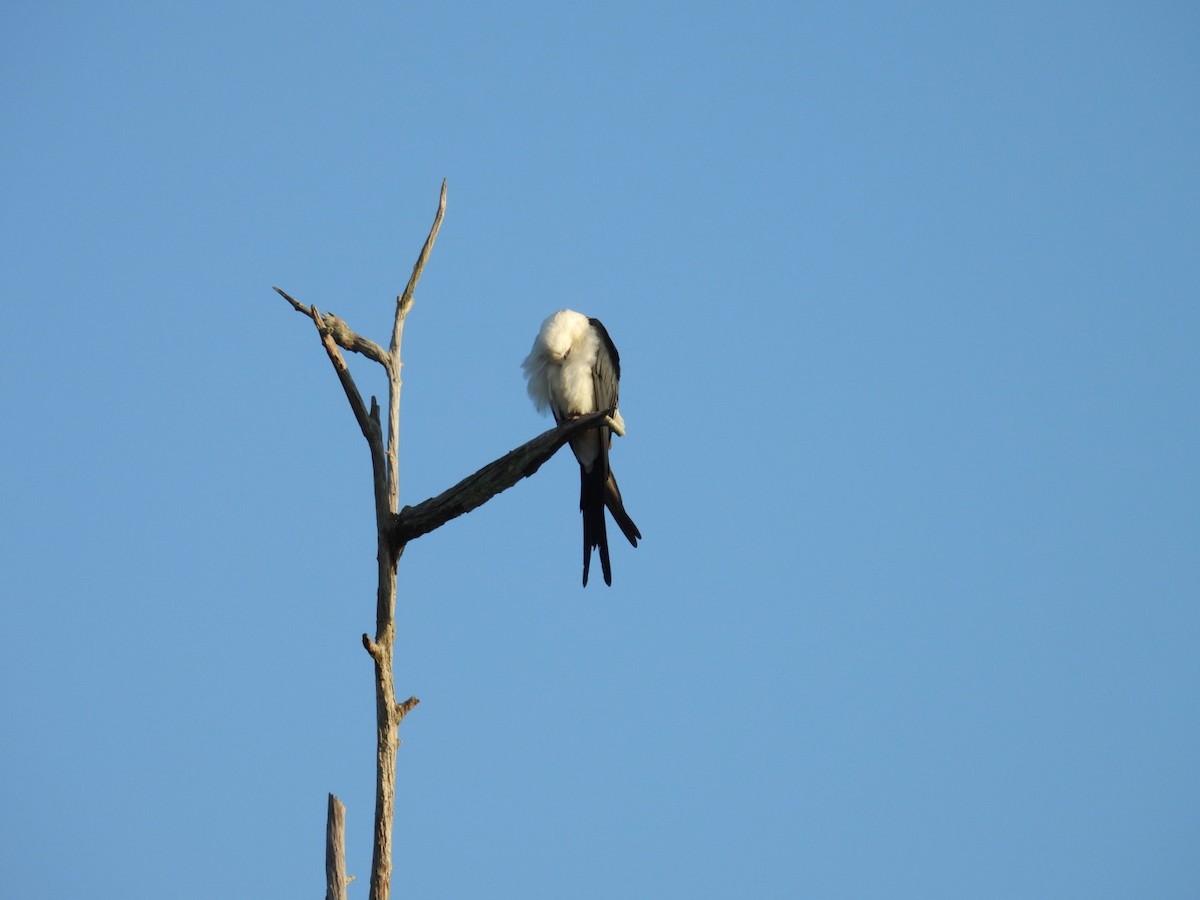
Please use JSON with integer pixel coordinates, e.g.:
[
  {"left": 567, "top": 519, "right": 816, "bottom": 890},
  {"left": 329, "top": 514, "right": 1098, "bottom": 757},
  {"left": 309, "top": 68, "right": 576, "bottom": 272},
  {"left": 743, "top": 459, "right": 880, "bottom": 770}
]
[{"left": 522, "top": 309, "right": 641, "bottom": 585}]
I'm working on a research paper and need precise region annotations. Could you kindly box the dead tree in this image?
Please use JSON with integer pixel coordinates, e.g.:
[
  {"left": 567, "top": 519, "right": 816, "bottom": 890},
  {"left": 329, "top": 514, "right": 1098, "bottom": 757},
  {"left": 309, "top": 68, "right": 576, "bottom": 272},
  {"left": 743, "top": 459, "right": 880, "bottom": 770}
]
[{"left": 274, "top": 182, "right": 618, "bottom": 900}]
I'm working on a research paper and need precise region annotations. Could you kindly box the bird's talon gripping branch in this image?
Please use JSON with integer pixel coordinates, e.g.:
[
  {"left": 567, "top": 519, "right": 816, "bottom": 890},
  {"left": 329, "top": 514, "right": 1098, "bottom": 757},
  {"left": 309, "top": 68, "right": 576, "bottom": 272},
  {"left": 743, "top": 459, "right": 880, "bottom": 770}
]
[{"left": 605, "top": 414, "right": 626, "bottom": 438}]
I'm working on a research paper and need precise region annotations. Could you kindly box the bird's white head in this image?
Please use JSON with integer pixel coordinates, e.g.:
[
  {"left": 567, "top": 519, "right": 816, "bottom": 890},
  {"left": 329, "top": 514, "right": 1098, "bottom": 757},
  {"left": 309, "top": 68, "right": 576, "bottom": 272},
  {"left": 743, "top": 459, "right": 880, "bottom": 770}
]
[{"left": 536, "top": 309, "right": 591, "bottom": 360}]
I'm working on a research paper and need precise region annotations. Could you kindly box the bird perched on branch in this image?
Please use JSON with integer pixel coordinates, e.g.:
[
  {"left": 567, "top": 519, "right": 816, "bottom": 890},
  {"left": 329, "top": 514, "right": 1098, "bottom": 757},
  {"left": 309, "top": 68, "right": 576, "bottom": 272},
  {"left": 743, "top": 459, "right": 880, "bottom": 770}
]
[{"left": 522, "top": 309, "right": 641, "bottom": 586}]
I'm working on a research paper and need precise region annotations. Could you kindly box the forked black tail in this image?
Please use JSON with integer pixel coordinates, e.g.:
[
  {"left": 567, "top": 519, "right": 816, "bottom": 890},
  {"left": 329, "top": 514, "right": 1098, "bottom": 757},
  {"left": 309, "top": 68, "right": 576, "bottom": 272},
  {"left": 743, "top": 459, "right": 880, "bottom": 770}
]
[
  {"left": 605, "top": 471, "right": 641, "bottom": 548},
  {"left": 580, "top": 463, "right": 611, "bottom": 586}
]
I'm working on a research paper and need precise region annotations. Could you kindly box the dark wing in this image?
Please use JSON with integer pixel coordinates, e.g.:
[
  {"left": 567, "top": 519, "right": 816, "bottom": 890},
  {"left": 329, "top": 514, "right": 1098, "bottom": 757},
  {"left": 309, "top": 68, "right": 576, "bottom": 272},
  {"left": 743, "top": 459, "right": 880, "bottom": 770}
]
[
  {"left": 580, "top": 317, "right": 619, "bottom": 586},
  {"left": 587, "top": 318, "right": 620, "bottom": 487},
  {"left": 588, "top": 318, "right": 640, "bottom": 550},
  {"left": 588, "top": 317, "right": 621, "bottom": 412}
]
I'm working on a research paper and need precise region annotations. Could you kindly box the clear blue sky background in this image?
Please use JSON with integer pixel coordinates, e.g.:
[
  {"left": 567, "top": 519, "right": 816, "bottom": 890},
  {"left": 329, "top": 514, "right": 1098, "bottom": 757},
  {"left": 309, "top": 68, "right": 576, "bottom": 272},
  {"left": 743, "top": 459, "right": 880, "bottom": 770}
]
[{"left": 2, "top": 3, "right": 1197, "bottom": 897}]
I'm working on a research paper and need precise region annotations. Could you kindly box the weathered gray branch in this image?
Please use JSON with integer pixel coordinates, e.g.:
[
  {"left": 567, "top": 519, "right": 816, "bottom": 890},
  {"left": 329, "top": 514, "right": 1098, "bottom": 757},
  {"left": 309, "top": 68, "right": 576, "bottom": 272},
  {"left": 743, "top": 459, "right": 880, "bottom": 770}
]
[
  {"left": 275, "top": 182, "right": 446, "bottom": 900},
  {"left": 274, "top": 286, "right": 390, "bottom": 365},
  {"left": 390, "top": 410, "right": 613, "bottom": 547},
  {"left": 309, "top": 305, "right": 390, "bottom": 525},
  {"left": 325, "top": 793, "right": 350, "bottom": 900},
  {"left": 388, "top": 180, "right": 447, "bottom": 518}
]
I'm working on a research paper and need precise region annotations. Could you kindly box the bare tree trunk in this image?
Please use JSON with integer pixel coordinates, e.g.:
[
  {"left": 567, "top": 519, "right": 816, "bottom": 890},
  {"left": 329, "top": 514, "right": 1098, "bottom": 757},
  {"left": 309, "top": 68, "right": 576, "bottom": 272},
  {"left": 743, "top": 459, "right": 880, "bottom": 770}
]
[{"left": 275, "top": 182, "right": 611, "bottom": 899}]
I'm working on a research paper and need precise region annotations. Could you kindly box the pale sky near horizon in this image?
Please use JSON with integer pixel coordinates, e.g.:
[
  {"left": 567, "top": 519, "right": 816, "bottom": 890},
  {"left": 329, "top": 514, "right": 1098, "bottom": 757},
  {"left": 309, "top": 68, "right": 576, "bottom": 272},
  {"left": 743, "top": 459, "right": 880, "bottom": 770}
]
[{"left": 3, "top": 3, "right": 1198, "bottom": 897}]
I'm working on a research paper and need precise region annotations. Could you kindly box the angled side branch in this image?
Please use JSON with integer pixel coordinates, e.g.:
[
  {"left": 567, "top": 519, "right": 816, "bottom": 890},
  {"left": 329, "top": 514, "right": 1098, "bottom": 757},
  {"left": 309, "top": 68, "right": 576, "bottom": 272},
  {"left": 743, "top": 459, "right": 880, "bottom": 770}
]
[
  {"left": 309, "top": 305, "right": 389, "bottom": 516},
  {"left": 275, "top": 287, "right": 390, "bottom": 365},
  {"left": 390, "top": 410, "right": 613, "bottom": 548}
]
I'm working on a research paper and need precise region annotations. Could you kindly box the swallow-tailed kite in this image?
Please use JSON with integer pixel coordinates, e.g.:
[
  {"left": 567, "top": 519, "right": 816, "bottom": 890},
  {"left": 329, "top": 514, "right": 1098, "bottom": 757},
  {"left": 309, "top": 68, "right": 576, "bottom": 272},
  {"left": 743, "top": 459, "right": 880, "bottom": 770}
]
[{"left": 522, "top": 309, "right": 641, "bottom": 586}]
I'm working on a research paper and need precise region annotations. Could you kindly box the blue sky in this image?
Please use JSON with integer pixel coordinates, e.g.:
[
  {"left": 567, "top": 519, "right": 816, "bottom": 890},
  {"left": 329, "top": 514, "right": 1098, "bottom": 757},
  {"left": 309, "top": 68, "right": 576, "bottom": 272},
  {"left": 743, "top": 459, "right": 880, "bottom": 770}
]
[{"left": 2, "top": 2, "right": 1197, "bottom": 897}]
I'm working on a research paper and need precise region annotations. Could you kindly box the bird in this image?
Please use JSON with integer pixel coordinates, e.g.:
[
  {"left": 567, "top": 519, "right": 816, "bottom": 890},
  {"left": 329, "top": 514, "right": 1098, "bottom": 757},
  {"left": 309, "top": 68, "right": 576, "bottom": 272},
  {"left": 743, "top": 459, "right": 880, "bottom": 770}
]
[{"left": 522, "top": 309, "right": 641, "bottom": 586}]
